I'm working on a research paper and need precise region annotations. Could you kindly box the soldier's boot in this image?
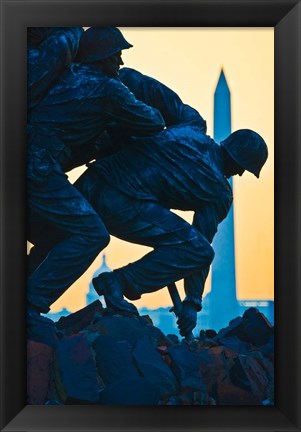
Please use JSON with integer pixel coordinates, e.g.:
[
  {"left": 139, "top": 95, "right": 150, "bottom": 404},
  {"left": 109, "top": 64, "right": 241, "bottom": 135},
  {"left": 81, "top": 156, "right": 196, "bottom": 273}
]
[{"left": 92, "top": 272, "right": 139, "bottom": 316}]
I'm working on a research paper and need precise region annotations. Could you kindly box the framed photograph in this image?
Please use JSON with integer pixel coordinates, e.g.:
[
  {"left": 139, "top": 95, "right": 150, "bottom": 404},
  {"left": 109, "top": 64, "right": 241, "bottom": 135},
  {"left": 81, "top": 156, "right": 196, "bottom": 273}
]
[{"left": 0, "top": 1, "right": 300, "bottom": 431}]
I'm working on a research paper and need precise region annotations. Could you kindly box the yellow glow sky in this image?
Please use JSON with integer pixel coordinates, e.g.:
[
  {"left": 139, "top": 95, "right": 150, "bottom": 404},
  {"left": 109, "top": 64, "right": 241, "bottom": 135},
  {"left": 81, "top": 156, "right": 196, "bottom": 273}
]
[{"left": 47, "top": 28, "right": 274, "bottom": 312}]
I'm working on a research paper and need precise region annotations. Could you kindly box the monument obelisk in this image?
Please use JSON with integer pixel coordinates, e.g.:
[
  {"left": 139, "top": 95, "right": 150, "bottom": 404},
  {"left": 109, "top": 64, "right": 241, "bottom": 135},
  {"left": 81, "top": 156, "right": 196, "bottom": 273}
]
[{"left": 210, "top": 70, "right": 238, "bottom": 330}]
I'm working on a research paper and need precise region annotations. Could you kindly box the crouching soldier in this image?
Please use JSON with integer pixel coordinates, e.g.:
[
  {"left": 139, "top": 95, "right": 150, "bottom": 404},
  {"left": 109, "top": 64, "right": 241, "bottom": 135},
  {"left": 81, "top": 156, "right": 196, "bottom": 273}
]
[{"left": 74, "top": 126, "right": 268, "bottom": 336}]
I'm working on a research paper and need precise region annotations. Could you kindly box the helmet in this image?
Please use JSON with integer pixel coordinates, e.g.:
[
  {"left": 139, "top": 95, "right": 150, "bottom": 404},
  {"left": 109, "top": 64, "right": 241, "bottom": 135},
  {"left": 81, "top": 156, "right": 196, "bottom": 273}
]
[
  {"left": 221, "top": 129, "right": 268, "bottom": 178},
  {"left": 76, "top": 27, "right": 133, "bottom": 63}
]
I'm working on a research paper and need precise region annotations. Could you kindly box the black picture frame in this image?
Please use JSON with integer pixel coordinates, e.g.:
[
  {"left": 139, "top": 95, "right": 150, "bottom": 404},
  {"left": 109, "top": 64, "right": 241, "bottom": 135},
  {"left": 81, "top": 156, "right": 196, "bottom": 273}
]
[{"left": 0, "top": 0, "right": 300, "bottom": 431}]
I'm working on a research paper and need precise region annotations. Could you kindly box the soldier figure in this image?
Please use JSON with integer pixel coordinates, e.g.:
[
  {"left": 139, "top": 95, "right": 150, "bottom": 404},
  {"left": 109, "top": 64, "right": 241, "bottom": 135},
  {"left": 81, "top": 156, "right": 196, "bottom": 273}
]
[
  {"left": 27, "top": 27, "right": 164, "bottom": 322},
  {"left": 74, "top": 126, "right": 268, "bottom": 337}
]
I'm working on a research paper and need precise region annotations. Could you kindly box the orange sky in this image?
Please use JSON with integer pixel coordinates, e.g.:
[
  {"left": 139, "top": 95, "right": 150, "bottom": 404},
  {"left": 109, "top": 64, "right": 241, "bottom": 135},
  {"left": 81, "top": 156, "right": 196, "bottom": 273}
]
[{"left": 29, "top": 28, "right": 274, "bottom": 312}]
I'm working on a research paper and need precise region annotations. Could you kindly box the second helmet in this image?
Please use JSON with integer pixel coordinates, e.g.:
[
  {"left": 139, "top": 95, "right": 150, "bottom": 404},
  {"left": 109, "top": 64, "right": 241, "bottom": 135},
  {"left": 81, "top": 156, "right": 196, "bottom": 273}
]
[
  {"left": 76, "top": 27, "right": 133, "bottom": 63},
  {"left": 221, "top": 129, "right": 268, "bottom": 178}
]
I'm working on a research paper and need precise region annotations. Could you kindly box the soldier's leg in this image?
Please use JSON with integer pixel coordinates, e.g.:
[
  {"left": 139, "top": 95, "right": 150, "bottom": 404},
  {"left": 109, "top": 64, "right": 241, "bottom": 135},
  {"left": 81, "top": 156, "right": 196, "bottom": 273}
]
[
  {"left": 110, "top": 204, "right": 213, "bottom": 301},
  {"left": 82, "top": 180, "right": 214, "bottom": 307},
  {"left": 27, "top": 210, "right": 69, "bottom": 276},
  {"left": 27, "top": 166, "right": 109, "bottom": 314}
]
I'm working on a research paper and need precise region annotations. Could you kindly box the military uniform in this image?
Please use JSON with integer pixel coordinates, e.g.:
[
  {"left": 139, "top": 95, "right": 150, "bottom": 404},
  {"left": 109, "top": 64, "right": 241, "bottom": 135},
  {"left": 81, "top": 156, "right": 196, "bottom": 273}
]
[
  {"left": 75, "top": 125, "right": 233, "bottom": 311},
  {"left": 27, "top": 60, "right": 164, "bottom": 313},
  {"left": 119, "top": 67, "right": 207, "bottom": 131},
  {"left": 27, "top": 27, "right": 84, "bottom": 111}
]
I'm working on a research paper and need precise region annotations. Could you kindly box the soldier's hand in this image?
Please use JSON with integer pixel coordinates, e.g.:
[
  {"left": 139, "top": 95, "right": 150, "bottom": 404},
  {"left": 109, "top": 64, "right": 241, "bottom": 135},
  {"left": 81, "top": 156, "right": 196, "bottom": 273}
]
[{"left": 176, "top": 302, "right": 198, "bottom": 337}]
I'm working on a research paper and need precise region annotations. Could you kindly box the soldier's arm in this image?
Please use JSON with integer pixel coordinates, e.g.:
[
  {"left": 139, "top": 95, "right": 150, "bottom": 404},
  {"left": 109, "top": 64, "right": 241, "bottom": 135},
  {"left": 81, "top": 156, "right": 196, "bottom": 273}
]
[
  {"left": 103, "top": 79, "right": 165, "bottom": 136},
  {"left": 149, "top": 80, "right": 207, "bottom": 131},
  {"left": 61, "top": 131, "right": 117, "bottom": 172},
  {"left": 28, "top": 27, "right": 84, "bottom": 111},
  {"left": 183, "top": 205, "right": 220, "bottom": 311},
  {"left": 120, "top": 67, "right": 206, "bottom": 131}
]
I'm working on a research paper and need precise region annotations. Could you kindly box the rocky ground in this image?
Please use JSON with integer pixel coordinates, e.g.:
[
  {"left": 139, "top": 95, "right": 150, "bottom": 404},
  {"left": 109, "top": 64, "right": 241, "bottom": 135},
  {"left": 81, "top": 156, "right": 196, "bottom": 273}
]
[{"left": 27, "top": 301, "right": 274, "bottom": 405}]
